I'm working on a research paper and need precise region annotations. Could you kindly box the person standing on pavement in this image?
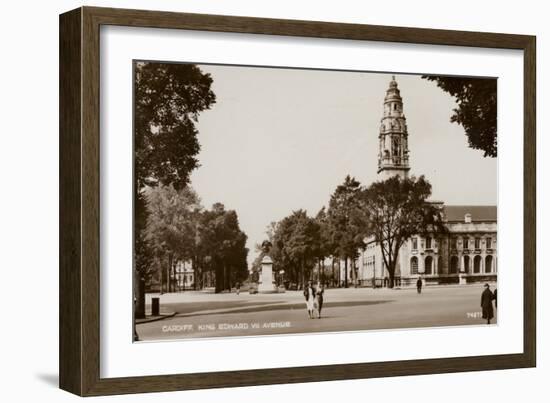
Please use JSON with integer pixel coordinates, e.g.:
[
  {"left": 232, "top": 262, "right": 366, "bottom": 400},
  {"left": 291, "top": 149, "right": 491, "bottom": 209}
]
[
  {"left": 481, "top": 283, "right": 495, "bottom": 324},
  {"left": 303, "top": 280, "right": 316, "bottom": 319},
  {"left": 416, "top": 276, "right": 423, "bottom": 294},
  {"left": 315, "top": 281, "right": 324, "bottom": 319}
]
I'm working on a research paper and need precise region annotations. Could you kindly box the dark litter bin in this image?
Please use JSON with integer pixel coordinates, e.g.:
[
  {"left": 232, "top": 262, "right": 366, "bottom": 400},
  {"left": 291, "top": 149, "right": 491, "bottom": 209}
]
[{"left": 151, "top": 297, "right": 160, "bottom": 316}]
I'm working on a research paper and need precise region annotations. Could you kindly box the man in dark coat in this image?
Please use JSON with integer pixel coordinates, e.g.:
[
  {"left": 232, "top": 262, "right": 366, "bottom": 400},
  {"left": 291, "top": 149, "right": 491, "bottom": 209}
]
[
  {"left": 416, "top": 276, "right": 423, "bottom": 294},
  {"left": 493, "top": 288, "right": 497, "bottom": 309},
  {"left": 481, "top": 283, "right": 494, "bottom": 324},
  {"left": 315, "top": 281, "right": 324, "bottom": 319}
]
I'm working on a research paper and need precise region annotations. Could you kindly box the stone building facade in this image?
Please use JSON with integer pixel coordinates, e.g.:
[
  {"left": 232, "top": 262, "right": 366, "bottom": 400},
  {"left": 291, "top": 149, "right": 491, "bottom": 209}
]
[
  {"left": 356, "top": 77, "right": 497, "bottom": 287},
  {"left": 360, "top": 205, "right": 497, "bottom": 287},
  {"left": 174, "top": 260, "right": 195, "bottom": 290}
]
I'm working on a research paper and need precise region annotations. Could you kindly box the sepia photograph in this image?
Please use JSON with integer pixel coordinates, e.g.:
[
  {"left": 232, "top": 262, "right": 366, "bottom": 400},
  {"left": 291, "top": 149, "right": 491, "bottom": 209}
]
[{"left": 132, "top": 61, "right": 498, "bottom": 342}]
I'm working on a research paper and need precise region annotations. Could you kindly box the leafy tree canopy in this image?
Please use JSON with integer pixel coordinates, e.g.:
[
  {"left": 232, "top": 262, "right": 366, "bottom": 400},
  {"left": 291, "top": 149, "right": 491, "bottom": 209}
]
[
  {"left": 270, "top": 210, "right": 321, "bottom": 285},
  {"left": 197, "top": 203, "right": 249, "bottom": 291},
  {"left": 315, "top": 206, "right": 335, "bottom": 260},
  {"left": 327, "top": 175, "right": 370, "bottom": 260},
  {"left": 135, "top": 62, "right": 216, "bottom": 191},
  {"left": 422, "top": 75, "right": 497, "bottom": 157},
  {"left": 361, "top": 175, "right": 447, "bottom": 287},
  {"left": 145, "top": 184, "right": 202, "bottom": 261}
]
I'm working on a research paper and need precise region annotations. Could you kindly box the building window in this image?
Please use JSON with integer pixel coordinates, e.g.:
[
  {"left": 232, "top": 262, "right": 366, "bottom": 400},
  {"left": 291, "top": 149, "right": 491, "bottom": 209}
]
[
  {"left": 410, "top": 257, "right": 418, "bottom": 275},
  {"left": 425, "top": 256, "right": 433, "bottom": 275},
  {"left": 451, "top": 237, "right": 457, "bottom": 250},
  {"left": 412, "top": 237, "right": 418, "bottom": 250},
  {"left": 426, "top": 236, "right": 432, "bottom": 249},
  {"left": 486, "top": 237, "right": 492, "bottom": 249},
  {"left": 450, "top": 256, "right": 459, "bottom": 274},
  {"left": 474, "top": 255, "right": 482, "bottom": 273},
  {"left": 475, "top": 237, "right": 481, "bottom": 249},
  {"left": 463, "top": 237, "right": 469, "bottom": 250},
  {"left": 485, "top": 255, "right": 493, "bottom": 273},
  {"left": 464, "top": 256, "right": 470, "bottom": 273}
]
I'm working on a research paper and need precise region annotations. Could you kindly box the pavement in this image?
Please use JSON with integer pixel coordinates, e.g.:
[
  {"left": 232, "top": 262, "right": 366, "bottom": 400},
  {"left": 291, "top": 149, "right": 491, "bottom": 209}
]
[
  {"left": 135, "top": 312, "right": 176, "bottom": 325},
  {"left": 136, "top": 284, "right": 498, "bottom": 341}
]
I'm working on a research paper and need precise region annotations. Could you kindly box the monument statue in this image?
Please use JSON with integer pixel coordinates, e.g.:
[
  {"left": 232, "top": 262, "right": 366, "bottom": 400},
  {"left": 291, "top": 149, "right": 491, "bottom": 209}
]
[
  {"left": 257, "top": 240, "right": 277, "bottom": 293},
  {"left": 261, "top": 240, "right": 272, "bottom": 254}
]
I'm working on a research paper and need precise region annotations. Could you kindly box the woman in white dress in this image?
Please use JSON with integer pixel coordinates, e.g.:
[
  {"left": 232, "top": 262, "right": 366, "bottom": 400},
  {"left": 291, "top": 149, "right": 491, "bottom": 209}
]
[{"left": 303, "top": 280, "right": 316, "bottom": 319}]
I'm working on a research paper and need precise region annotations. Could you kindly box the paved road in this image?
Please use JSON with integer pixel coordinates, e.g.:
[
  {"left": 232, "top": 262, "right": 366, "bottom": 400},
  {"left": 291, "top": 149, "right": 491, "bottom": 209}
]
[{"left": 136, "top": 285, "right": 497, "bottom": 341}]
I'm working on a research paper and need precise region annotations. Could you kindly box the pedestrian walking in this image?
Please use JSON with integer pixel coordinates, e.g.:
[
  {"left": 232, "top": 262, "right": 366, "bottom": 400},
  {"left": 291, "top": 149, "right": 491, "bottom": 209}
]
[
  {"left": 303, "top": 280, "right": 316, "bottom": 319},
  {"left": 235, "top": 281, "right": 241, "bottom": 295},
  {"left": 315, "top": 281, "right": 324, "bottom": 319},
  {"left": 493, "top": 288, "right": 497, "bottom": 309},
  {"left": 416, "top": 276, "right": 423, "bottom": 294},
  {"left": 481, "top": 283, "right": 495, "bottom": 324}
]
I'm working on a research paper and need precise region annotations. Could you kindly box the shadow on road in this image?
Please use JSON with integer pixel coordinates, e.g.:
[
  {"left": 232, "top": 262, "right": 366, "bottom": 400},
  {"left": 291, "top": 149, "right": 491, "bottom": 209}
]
[
  {"left": 161, "top": 300, "right": 278, "bottom": 315},
  {"left": 175, "top": 299, "right": 394, "bottom": 318}
]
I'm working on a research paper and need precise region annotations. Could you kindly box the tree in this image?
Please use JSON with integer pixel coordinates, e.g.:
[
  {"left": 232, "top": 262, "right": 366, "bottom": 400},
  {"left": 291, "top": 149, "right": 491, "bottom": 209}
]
[
  {"left": 135, "top": 62, "right": 216, "bottom": 191},
  {"left": 422, "top": 75, "right": 497, "bottom": 157},
  {"left": 271, "top": 210, "right": 321, "bottom": 288},
  {"left": 361, "top": 175, "right": 446, "bottom": 288},
  {"left": 145, "top": 185, "right": 202, "bottom": 293},
  {"left": 315, "top": 207, "right": 335, "bottom": 284},
  {"left": 224, "top": 230, "right": 249, "bottom": 287},
  {"left": 287, "top": 210, "right": 321, "bottom": 287},
  {"left": 134, "top": 191, "right": 153, "bottom": 318},
  {"left": 133, "top": 62, "right": 215, "bottom": 315},
  {"left": 270, "top": 218, "right": 298, "bottom": 286},
  {"left": 327, "top": 175, "right": 370, "bottom": 287},
  {"left": 197, "top": 203, "right": 249, "bottom": 293}
]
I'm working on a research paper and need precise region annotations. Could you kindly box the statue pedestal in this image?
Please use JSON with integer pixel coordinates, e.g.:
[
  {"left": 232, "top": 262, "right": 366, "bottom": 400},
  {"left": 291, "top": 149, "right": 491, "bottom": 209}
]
[{"left": 258, "top": 255, "right": 277, "bottom": 293}]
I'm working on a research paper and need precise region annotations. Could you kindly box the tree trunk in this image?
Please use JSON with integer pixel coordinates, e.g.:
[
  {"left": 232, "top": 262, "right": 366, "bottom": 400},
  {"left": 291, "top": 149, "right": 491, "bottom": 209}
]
[
  {"left": 133, "top": 189, "right": 149, "bottom": 325},
  {"left": 337, "top": 258, "right": 341, "bottom": 287},
  {"left": 344, "top": 257, "right": 348, "bottom": 288},
  {"left": 301, "top": 259, "right": 306, "bottom": 289},
  {"left": 215, "top": 265, "right": 222, "bottom": 293},
  {"left": 159, "top": 257, "right": 164, "bottom": 294},
  {"left": 352, "top": 259, "right": 359, "bottom": 288},
  {"left": 388, "top": 240, "right": 401, "bottom": 289},
  {"left": 225, "top": 263, "right": 230, "bottom": 292},
  {"left": 134, "top": 268, "right": 145, "bottom": 319},
  {"left": 331, "top": 257, "right": 335, "bottom": 288},
  {"left": 192, "top": 255, "right": 197, "bottom": 290},
  {"left": 387, "top": 251, "right": 396, "bottom": 289},
  {"left": 199, "top": 259, "right": 204, "bottom": 289},
  {"left": 168, "top": 254, "right": 173, "bottom": 293}
]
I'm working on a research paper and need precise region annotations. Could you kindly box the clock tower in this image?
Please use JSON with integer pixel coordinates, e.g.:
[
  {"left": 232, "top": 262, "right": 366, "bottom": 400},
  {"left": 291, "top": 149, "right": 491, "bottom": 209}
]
[{"left": 377, "top": 76, "right": 410, "bottom": 180}]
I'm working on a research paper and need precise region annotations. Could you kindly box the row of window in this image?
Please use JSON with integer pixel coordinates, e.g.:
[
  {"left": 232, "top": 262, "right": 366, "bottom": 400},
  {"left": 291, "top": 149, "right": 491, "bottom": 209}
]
[
  {"left": 410, "top": 255, "right": 496, "bottom": 275},
  {"left": 412, "top": 236, "right": 494, "bottom": 251}
]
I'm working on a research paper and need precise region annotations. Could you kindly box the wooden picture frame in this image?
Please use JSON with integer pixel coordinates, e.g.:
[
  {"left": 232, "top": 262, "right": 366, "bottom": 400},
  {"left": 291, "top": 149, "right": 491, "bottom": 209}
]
[{"left": 59, "top": 6, "right": 536, "bottom": 396}]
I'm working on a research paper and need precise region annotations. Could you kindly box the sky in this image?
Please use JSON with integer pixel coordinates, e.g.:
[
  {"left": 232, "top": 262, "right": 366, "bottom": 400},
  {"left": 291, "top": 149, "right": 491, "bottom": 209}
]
[{"left": 188, "top": 64, "right": 498, "bottom": 265}]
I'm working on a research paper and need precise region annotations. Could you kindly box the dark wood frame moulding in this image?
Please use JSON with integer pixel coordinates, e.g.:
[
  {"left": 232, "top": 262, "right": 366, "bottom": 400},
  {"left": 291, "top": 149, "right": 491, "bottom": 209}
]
[{"left": 59, "top": 6, "right": 536, "bottom": 397}]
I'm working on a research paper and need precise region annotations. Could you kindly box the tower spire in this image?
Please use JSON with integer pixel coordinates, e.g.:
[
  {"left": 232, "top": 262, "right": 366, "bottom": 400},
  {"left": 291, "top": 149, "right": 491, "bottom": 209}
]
[{"left": 377, "top": 76, "right": 410, "bottom": 179}]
